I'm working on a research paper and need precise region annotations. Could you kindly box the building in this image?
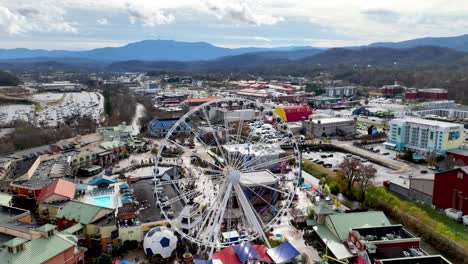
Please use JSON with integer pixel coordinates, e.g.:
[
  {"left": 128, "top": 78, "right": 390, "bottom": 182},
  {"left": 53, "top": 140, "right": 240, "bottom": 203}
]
[
  {"left": 37, "top": 179, "right": 76, "bottom": 204},
  {"left": 236, "top": 88, "right": 270, "bottom": 99},
  {"left": 405, "top": 88, "right": 448, "bottom": 102},
  {"left": 408, "top": 175, "right": 434, "bottom": 206},
  {"left": 446, "top": 148, "right": 468, "bottom": 165},
  {"left": 275, "top": 105, "right": 312, "bottom": 122},
  {"left": 182, "top": 97, "right": 218, "bottom": 108},
  {"left": 97, "top": 122, "right": 134, "bottom": 142},
  {"left": 209, "top": 107, "right": 257, "bottom": 123},
  {"left": 432, "top": 167, "right": 468, "bottom": 215},
  {"left": 414, "top": 103, "right": 468, "bottom": 121},
  {"left": 381, "top": 84, "right": 405, "bottom": 97},
  {"left": 0, "top": 224, "right": 86, "bottom": 264},
  {"left": 309, "top": 204, "right": 444, "bottom": 263},
  {"left": 56, "top": 201, "right": 116, "bottom": 254},
  {"left": 307, "top": 97, "right": 342, "bottom": 108},
  {"left": 304, "top": 117, "right": 356, "bottom": 137},
  {"left": 9, "top": 154, "right": 73, "bottom": 201},
  {"left": 324, "top": 86, "right": 356, "bottom": 98},
  {"left": 385, "top": 118, "right": 464, "bottom": 155},
  {"left": 311, "top": 207, "right": 391, "bottom": 260},
  {"left": 147, "top": 118, "right": 191, "bottom": 138},
  {"left": 36, "top": 81, "right": 86, "bottom": 92}
]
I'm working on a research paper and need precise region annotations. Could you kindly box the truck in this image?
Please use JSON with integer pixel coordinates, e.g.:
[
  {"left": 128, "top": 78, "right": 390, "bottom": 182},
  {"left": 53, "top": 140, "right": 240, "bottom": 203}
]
[
  {"left": 463, "top": 215, "right": 468, "bottom": 226},
  {"left": 445, "top": 208, "right": 463, "bottom": 221}
]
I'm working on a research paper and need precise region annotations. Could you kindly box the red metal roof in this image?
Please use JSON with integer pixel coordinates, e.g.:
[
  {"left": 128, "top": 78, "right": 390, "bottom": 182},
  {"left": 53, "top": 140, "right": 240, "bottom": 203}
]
[
  {"left": 37, "top": 179, "right": 76, "bottom": 203},
  {"left": 251, "top": 244, "right": 274, "bottom": 263},
  {"left": 212, "top": 246, "right": 241, "bottom": 264},
  {"left": 184, "top": 97, "right": 218, "bottom": 103}
]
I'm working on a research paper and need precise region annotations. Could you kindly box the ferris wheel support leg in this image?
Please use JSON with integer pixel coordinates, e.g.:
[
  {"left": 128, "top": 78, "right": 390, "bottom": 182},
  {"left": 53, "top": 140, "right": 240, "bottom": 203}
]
[
  {"left": 233, "top": 182, "right": 271, "bottom": 248},
  {"left": 208, "top": 182, "right": 233, "bottom": 257}
]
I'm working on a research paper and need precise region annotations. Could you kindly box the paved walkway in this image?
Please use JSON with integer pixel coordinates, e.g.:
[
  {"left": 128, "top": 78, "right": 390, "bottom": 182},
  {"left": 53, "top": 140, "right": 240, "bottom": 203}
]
[{"left": 272, "top": 189, "right": 320, "bottom": 262}]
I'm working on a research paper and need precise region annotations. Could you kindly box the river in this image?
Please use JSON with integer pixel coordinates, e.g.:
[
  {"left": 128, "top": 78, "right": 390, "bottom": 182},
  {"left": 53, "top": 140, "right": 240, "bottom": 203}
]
[{"left": 131, "top": 103, "right": 146, "bottom": 135}]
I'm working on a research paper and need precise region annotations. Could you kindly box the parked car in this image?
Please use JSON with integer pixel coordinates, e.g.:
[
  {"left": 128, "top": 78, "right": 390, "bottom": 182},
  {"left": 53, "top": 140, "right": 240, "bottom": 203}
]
[{"left": 445, "top": 208, "right": 463, "bottom": 221}]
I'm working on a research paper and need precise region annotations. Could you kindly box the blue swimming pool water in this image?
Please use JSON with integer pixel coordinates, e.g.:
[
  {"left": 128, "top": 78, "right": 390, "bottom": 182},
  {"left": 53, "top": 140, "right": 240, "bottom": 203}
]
[{"left": 93, "top": 196, "right": 112, "bottom": 208}]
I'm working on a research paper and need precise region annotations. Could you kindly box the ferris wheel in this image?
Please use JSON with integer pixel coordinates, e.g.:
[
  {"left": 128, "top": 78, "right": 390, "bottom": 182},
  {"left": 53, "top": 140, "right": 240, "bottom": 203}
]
[{"left": 153, "top": 97, "right": 301, "bottom": 255}]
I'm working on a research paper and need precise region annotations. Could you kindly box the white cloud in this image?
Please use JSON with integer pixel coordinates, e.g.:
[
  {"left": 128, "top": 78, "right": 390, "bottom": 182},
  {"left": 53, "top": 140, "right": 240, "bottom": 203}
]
[
  {"left": 124, "top": 2, "right": 175, "bottom": 26},
  {"left": 202, "top": 0, "right": 283, "bottom": 26},
  {"left": 3, "top": 0, "right": 468, "bottom": 47},
  {"left": 96, "top": 18, "right": 109, "bottom": 25},
  {"left": 0, "top": 4, "right": 77, "bottom": 34}
]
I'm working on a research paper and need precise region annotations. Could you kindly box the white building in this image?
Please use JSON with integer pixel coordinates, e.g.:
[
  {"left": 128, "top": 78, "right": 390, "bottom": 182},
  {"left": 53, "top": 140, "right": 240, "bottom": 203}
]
[
  {"left": 222, "top": 144, "right": 287, "bottom": 170},
  {"left": 305, "top": 117, "right": 356, "bottom": 137},
  {"left": 324, "top": 86, "right": 357, "bottom": 98},
  {"left": 208, "top": 107, "right": 257, "bottom": 123},
  {"left": 386, "top": 118, "right": 464, "bottom": 155}
]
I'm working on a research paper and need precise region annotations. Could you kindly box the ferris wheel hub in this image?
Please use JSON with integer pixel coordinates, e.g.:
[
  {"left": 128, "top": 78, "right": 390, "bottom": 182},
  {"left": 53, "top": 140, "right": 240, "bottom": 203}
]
[{"left": 226, "top": 168, "right": 241, "bottom": 184}]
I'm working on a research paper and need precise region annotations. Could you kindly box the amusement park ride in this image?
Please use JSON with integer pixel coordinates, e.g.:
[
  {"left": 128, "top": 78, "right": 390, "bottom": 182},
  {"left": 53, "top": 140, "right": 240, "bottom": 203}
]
[{"left": 152, "top": 98, "right": 302, "bottom": 257}]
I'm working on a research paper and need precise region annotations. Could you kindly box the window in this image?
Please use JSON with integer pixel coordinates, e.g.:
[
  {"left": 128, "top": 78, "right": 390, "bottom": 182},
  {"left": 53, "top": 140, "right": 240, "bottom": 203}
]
[{"left": 457, "top": 172, "right": 464, "bottom": 179}]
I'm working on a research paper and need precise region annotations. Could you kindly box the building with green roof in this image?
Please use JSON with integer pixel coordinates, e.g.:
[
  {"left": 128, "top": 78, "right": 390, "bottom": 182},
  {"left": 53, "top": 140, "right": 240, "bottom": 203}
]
[
  {"left": 0, "top": 226, "right": 85, "bottom": 264},
  {"left": 312, "top": 211, "right": 391, "bottom": 260},
  {"left": 56, "top": 201, "right": 116, "bottom": 255},
  {"left": 56, "top": 201, "right": 112, "bottom": 227}
]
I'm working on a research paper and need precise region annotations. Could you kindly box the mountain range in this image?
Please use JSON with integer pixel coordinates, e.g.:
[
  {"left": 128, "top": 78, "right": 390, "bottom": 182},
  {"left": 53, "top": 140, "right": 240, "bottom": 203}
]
[
  {"left": 369, "top": 34, "right": 468, "bottom": 52},
  {"left": 2, "top": 34, "right": 468, "bottom": 72},
  {"left": 3, "top": 34, "right": 468, "bottom": 62},
  {"left": 0, "top": 40, "right": 323, "bottom": 61}
]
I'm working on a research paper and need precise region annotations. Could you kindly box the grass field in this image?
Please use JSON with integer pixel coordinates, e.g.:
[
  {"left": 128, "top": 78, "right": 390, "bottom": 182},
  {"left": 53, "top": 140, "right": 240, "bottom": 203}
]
[
  {"left": 357, "top": 120, "right": 388, "bottom": 129},
  {"left": 302, "top": 160, "right": 336, "bottom": 179},
  {"left": 411, "top": 202, "right": 468, "bottom": 242},
  {"left": 366, "top": 186, "right": 468, "bottom": 247}
]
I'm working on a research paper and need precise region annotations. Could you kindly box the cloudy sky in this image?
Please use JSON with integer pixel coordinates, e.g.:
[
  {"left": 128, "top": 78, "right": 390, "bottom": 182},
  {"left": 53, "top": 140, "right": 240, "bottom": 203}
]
[{"left": 1, "top": 0, "right": 468, "bottom": 50}]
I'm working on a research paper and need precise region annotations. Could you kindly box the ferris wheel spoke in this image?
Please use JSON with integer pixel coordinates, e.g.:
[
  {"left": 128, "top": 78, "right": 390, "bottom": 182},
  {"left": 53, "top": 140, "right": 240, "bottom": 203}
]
[
  {"left": 155, "top": 178, "right": 193, "bottom": 187},
  {"left": 229, "top": 111, "right": 265, "bottom": 168},
  {"left": 234, "top": 103, "right": 247, "bottom": 145},
  {"left": 166, "top": 139, "right": 225, "bottom": 172},
  {"left": 158, "top": 189, "right": 200, "bottom": 208},
  {"left": 224, "top": 118, "right": 235, "bottom": 167},
  {"left": 202, "top": 108, "right": 228, "bottom": 164},
  {"left": 242, "top": 154, "right": 294, "bottom": 172},
  {"left": 197, "top": 180, "right": 228, "bottom": 239},
  {"left": 241, "top": 179, "right": 290, "bottom": 196},
  {"left": 244, "top": 185, "right": 278, "bottom": 213},
  {"left": 201, "top": 168, "right": 224, "bottom": 176},
  {"left": 208, "top": 182, "right": 233, "bottom": 256},
  {"left": 182, "top": 119, "right": 212, "bottom": 150}
]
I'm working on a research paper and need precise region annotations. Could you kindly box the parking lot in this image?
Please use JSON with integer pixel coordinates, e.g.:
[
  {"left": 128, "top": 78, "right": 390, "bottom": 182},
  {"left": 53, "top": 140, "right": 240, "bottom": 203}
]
[{"left": 302, "top": 144, "right": 431, "bottom": 186}]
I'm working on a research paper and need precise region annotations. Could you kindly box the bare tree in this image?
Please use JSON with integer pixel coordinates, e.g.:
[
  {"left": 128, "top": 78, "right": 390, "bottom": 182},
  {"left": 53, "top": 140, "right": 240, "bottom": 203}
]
[
  {"left": 425, "top": 151, "right": 437, "bottom": 167},
  {"left": 445, "top": 155, "right": 465, "bottom": 170},
  {"left": 358, "top": 164, "right": 377, "bottom": 200},
  {"left": 339, "top": 157, "right": 362, "bottom": 191}
]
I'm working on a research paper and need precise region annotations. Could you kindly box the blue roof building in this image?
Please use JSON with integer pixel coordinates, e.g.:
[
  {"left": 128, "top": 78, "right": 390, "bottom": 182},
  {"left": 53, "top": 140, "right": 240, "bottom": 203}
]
[{"left": 148, "top": 118, "right": 191, "bottom": 138}]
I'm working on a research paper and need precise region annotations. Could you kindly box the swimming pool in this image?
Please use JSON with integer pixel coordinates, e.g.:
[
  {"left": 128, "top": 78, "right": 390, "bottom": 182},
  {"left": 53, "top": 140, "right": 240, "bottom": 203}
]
[{"left": 92, "top": 196, "right": 113, "bottom": 208}]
